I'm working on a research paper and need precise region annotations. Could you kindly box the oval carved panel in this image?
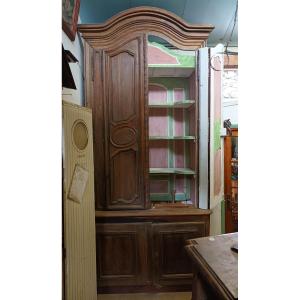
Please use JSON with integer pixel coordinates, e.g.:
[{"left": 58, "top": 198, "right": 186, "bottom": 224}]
[
  {"left": 72, "top": 120, "right": 89, "bottom": 151},
  {"left": 111, "top": 126, "right": 137, "bottom": 148}
]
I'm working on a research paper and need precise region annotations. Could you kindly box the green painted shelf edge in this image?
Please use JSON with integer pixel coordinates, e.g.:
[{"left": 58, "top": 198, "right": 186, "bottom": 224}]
[
  {"left": 150, "top": 193, "right": 189, "bottom": 202},
  {"left": 149, "top": 136, "right": 195, "bottom": 140},
  {"left": 149, "top": 168, "right": 196, "bottom": 175},
  {"left": 148, "top": 100, "right": 195, "bottom": 108}
]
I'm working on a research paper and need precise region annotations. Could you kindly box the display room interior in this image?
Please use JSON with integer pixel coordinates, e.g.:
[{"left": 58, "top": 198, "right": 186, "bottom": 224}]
[{"left": 62, "top": 1, "right": 238, "bottom": 299}]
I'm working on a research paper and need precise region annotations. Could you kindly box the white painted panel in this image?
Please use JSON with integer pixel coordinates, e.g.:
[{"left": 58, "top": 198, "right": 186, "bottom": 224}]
[{"left": 198, "top": 47, "right": 209, "bottom": 209}]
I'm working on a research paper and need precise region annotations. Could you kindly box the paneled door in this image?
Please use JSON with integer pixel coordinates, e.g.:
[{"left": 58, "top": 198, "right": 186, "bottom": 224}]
[
  {"left": 96, "top": 222, "right": 151, "bottom": 290},
  {"left": 100, "top": 36, "right": 148, "bottom": 210},
  {"left": 152, "top": 222, "right": 207, "bottom": 287}
]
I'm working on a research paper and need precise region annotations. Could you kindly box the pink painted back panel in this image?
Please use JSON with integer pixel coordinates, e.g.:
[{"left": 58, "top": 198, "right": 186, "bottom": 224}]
[
  {"left": 149, "top": 108, "right": 168, "bottom": 136},
  {"left": 174, "top": 109, "right": 184, "bottom": 136},
  {"left": 174, "top": 88, "right": 185, "bottom": 101},
  {"left": 174, "top": 140, "right": 185, "bottom": 168},
  {"left": 213, "top": 57, "right": 221, "bottom": 120},
  {"left": 149, "top": 140, "right": 168, "bottom": 168},
  {"left": 150, "top": 178, "right": 169, "bottom": 193},
  {"left": 175, "top": 175, "right": 185, "bottom": 193},
  {"left": 148, "top": 45, "right": 178, "bottom": 65},
  {"left": 149, "top": 84, "right": 167, "bottom": 105}
]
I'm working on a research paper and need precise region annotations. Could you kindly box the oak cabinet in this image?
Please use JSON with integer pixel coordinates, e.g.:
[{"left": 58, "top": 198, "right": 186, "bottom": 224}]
[
  {"left": 78, "top": 6, "right": 214, "bottom": 295},
  {"left": 152, "top": 222, "right": 207, "bottom": 287},
  {"left": 95, "top": 210, "right": 210, "bottom": 293},
  {"left": 96, "top": 223, "right": 151, "bottom": 288},
  {"left": 78, "top": 7, "right": 213, "bottom": 210}
]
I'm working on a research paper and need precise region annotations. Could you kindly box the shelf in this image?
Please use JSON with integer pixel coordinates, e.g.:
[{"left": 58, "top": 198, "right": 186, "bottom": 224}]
[
  {"left": 148, "top": 100, "right": 195, "bottom": 108},
  {"left": 150, "top": 193, "right": 190, "bottom": 202},
  {"left": 149, "top": 168, "right": 196, "bottom": 175},
  {"left": 148, "top": 67, "right": 195, "bottom": 78},
  {"left": 149, "top": 136, "right": 195, "bottom": 140}
]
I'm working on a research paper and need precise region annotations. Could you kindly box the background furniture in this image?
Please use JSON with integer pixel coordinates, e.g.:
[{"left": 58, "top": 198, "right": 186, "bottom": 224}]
[
  {"left": 224, "top": 128, "right": 238, "bottom": 233},
  {"left": 186, "top": 233, "right": 238, "bottom": 300}
]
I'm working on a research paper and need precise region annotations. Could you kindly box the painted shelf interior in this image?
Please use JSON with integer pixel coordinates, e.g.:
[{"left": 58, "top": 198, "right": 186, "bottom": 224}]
[
  {"left": 148, "top": 42, "right": 195, "bottom": 78},
  {"left": 148, "top": 100, "right": 195, "bottom": 108},
  {"left": 149, "top": 168, "right": 196, "bottom": 175},
  {"left": 148, "top": 40, "right": 197, "bottom": 205},
  {"left": 149, "top": 136, "right": 196, "bottom": 140}
]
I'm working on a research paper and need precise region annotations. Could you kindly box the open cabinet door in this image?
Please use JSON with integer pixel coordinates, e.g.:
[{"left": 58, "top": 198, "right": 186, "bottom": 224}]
[
  {"left": 62, "top": 101, "right": 97, "bottom": 300},
  {"left": 198, "top": 45, "right": 224, "bottom": 235}
]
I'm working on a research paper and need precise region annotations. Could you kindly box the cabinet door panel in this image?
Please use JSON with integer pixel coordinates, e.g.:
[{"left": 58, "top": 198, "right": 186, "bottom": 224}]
[
  {"left": 152, "top": 222, "right": 207, "bottom": 287},
  {"left": 103, "top": 37, "right": 148, "bottom": 209},
  {"left": 96, "top": 223, "right": 150, "bottom": 288}
]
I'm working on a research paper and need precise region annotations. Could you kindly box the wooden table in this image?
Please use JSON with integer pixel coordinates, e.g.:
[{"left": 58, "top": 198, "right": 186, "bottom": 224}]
[{"left": 185, "top": 233, "right": 238, "bottom": 300}]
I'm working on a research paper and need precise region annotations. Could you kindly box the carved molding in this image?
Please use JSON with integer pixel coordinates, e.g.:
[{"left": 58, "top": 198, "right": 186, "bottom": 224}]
[{"left": 78, "top": 6, "right": 214, "bottom": 50}]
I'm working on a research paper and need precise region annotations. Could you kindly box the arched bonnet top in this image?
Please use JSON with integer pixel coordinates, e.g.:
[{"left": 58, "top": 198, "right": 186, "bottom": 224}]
[{"left": 78, "top": 6, "right": 214, "bottom": 50}]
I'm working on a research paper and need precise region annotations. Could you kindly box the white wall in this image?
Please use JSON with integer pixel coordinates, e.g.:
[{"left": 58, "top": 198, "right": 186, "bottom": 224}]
[
  {"left": 223, "top": 69, "right": 238, "bottom": 124},
  {"left": 62, "top": 29, "right": 84, "bottom": 106}
]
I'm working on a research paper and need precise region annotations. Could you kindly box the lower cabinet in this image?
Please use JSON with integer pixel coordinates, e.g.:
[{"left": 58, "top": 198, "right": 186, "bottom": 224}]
[
  {"left": 152, "top": 222, "right": 207, "bottom": 287},
  {"left": 96, "top": 223, "right": 151, "bottom": 288},
  {"left": 96, "top": 214, "right": 209, "bottom": 293}
]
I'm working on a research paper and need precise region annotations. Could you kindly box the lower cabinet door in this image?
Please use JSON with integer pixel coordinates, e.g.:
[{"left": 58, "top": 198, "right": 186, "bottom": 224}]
[
  {"left": 152, "top": 222, "right": 207, "bottom": 287},
  {"left": 96, "top": 223, "right": 151, "bottom": 288}
]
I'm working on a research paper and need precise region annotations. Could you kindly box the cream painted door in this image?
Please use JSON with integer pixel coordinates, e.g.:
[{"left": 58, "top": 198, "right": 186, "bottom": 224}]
[{"left": 62, "top": 101, "right": 97, "bottom": 300}]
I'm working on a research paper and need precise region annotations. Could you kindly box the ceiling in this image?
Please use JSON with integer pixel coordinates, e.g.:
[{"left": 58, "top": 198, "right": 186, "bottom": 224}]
[{"left": 79, "top": 0, "right": 238, "bottom": 47}]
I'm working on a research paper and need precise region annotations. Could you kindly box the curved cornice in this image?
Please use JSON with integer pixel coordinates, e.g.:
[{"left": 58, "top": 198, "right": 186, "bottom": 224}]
[{"left": 78, "top": 6, "right": 214, "bottom": 50}]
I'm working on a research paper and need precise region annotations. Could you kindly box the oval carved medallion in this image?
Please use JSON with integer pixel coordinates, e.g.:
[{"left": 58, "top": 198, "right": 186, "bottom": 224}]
[{"left": 111, "top": 126, "right": 137, "bottom": 148}]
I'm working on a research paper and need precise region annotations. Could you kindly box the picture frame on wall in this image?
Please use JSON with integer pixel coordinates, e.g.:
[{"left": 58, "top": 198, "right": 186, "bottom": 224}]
[{"left": 62, "top": 0, "right": 81, "bottom": 41}]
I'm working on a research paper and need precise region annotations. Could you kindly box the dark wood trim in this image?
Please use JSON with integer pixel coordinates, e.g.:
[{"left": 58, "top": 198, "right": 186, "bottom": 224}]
[
  {"left": 78, "top": 6, "right": 214, "bottom": 50},
  {"left": 98, "top": 284, "right": 192, "bottom": 294},
  {"left": 224, "top": 54, "right": 238, "bottom": 69},
  {"left": 224, "top": 128, "right": 238, "bottom": 233},
  {"left": 95, "top": 208, "right": 211, "bottom": 218}
]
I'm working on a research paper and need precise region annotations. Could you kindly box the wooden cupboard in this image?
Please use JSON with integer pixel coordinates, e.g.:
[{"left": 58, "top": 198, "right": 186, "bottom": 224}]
[
  {"left": 78, "top": 6, "right": 214, "bottom": 294},
  {"left": 95, "top": 209, "right": 210, "bottom": 293},
  {"left": 78, "top": 7, "right": 213, "bottom": 210}
]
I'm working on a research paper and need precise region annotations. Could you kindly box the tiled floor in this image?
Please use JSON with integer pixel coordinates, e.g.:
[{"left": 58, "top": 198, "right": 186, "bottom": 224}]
[{"left": 97, "top": 292, "right": 191, "bottom": 300}]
